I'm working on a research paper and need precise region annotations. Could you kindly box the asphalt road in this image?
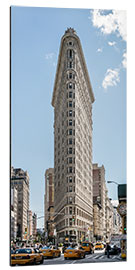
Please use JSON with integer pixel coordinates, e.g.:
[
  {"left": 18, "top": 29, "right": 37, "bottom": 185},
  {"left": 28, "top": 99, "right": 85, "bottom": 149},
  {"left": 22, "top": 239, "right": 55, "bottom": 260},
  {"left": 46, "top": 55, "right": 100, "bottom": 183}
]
[{"left": 42, "top": 249, "right": 123, "bottom": 265}]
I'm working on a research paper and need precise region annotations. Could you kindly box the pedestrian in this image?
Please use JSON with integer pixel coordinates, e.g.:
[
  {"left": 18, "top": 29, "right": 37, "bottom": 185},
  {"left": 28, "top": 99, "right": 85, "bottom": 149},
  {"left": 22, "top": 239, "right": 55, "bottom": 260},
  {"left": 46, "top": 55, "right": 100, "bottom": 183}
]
[{"left": 106, "top": 242, "right": 111, "bottom": 258}]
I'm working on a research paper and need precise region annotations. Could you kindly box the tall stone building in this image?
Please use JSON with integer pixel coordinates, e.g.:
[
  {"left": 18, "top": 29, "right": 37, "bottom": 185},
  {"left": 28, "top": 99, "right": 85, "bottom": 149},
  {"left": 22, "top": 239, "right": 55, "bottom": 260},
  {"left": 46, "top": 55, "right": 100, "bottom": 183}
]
[
  {"left": 28, "top": 210, "right": 33, "bottom": 240},
  {"left": 111, "top": 200, "right": 122, "bottom": 236},
  {"left": 32, "top": 213, "right": 37, "bottom": 240},
  {"left": 11, "top": 186, "right": 18, "bottom": 240},
  {"left": 44, "top": 168, "right": 55, "bottom": 241},
  {"left": 105, "top": 193, "right": 114, "bottom": 241},
  {"left": 52, "top": 28, "right": 95, "bottom": 242},
  {"left": 93, "top": 163, "right": 106, "bottom": 241},
  {"left": 11, "top": 167, "right": 29, "bottom": 241}
]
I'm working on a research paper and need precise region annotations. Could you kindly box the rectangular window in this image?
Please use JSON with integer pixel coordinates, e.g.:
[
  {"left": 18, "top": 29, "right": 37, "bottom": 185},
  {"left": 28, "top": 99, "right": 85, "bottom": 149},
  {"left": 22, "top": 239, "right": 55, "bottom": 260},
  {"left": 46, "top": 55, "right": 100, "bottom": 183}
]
[
  {"left": 69, "top": 138, "right": 72, "bottom": 144},
  {"left": 69, "top": 61, "right": 73, "bottom": 68},
  {"left": 69, "top": 83, "right": 72, "bottom": 89},
  {"left": 69, "top": 110, "right": 72, "bottom": 116},
  {"left": 69, "top": 120, "right": 72, "bottom": 126},
  {"left": 69, "top": 197, "right": 72, "bottom": 203},
  {"left": 69, "top": 186, "right": 72, "bottom": 192},
  {"left": 69, "top": 218, "right": 72, "bottom": 226},
  {"left": 69, "top": 129, "right": 72, "bottom": 135},
  {"left": 69, "top": 207, "right": 72, "bottom": 215},
  {"left": 69, "top": 92, "right": 72, "bottom": 98},
  {"left": 69, "top": 50, "right": 73, "bottom": 58},
  {"left": 69, "top": 101, "right": 72, "bottom": 107},
  {"left": 69, "top": 73, "right": 72, "bottom": 79},
  {"left": 69, "top": 177, "right": 72, "bottom": 183},
  {"left": 69, "top": 167, "right": 72, "bottom": 173},
  {"left": 69, "top": 157, "right": 72, "bottom": 163},
  {"left": 69, "top": 148, "right": 72, "bottom": 154}
]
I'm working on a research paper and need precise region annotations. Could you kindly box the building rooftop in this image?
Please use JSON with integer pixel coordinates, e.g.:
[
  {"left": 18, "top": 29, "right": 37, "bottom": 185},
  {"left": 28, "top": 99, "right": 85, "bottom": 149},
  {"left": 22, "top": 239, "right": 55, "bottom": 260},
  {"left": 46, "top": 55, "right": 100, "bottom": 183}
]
[{"left": 65, "top": 27, "right": 77, "bottom": 35}]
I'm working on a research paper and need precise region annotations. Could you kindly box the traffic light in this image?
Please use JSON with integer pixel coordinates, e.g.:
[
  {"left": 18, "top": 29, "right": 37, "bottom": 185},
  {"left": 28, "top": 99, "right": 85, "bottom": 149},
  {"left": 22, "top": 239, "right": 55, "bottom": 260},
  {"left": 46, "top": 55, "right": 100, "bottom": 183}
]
[{"left": 25, "top": 227, "right": 27, "bottom": 234}]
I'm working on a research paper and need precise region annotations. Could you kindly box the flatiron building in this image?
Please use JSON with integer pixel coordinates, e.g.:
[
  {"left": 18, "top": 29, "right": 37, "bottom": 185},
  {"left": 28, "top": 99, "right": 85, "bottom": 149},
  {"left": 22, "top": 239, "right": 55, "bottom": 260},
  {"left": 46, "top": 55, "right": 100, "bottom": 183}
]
[{"left": 52, "top": 28, "right": 95, "bottom": 242}]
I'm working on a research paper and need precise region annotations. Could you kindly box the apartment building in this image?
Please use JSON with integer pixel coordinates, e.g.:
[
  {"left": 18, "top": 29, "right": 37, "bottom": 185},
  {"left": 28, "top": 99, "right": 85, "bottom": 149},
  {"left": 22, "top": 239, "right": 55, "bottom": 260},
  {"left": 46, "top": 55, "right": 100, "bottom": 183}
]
[
  {"left": 11, "top": 186, "right": 18, "bottom": 240},
  {"left": 11, "top": 167, "right": 29, "bottom": 241},
  {"left": 44, "top": 168, "right": 55, "bottom": 240},
  {"left": 93, "top": 164, "right": 106, "bottom": 241}
]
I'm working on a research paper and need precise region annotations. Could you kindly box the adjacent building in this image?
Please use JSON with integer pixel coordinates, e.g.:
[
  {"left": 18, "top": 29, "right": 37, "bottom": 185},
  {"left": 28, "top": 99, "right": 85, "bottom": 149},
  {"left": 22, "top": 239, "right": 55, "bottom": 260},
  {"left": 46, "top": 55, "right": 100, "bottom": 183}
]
[
  {"left": 93, "top": 163, "right": 107, "bottom": 241},
  {"left": 28, "top": 210, "right": 33, "bottom": 240},
  {"left": 11, "top": 186, "right": 18, "bottom": 241},
  {"left": 11, "top": 167, "right": 30, "bottom": 241},
  {"left": 32, "top": 213, "right": 37, "bottom": 240},
  {"left": 111, "top": 200, "right": 122, "bottom": 235},
  {"left": 52, "top": 28, "right": 95, "bottom": 242},
  {"left": 44, "top": 168, "right": 55, "bottom": 241},
  {"left": 105, "top": 192, "right": 114, "bottom": 241}
]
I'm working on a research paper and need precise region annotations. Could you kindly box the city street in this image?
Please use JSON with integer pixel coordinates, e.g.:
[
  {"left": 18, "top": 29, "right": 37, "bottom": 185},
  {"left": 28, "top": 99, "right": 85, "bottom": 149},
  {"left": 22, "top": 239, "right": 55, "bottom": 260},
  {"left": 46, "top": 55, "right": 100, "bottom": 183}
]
[{"left": 42, "top": 250, "right": 123, "bottom": 265}]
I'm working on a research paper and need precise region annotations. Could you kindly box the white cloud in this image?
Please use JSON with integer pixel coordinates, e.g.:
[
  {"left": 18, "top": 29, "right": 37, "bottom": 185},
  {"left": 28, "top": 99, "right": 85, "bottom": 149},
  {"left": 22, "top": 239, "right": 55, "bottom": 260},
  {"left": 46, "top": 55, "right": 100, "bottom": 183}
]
[
  {"left": 122, "top": 52, "right": 127, "bottom": 69},
  {"left": 97, "top": 48, "right": 103, "bottom": 53},
  {"left": 91, "top": 9, "right": 126, "bottom": 41},
  {"left": 45, "top": 53, "right": 55, "bottom": 60},
  {"left": 108, "top": 41, "right": 116, "bottom": 46},
  {"left": 102, "top": 68, "right": 120, "bottom": 90}
]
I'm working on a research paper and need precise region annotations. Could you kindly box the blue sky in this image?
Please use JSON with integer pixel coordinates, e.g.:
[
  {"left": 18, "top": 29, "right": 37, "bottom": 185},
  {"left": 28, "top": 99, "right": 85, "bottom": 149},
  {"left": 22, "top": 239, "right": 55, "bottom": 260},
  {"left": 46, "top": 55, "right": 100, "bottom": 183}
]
[{"left": 11, "top": 7, "right": 126, "bottom": 228}]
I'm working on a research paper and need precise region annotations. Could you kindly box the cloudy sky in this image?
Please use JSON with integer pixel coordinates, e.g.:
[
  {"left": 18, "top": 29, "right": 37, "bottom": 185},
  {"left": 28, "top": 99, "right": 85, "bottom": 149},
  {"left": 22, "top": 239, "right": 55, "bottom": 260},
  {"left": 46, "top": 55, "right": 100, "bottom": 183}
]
[{"left": 11, "top": 7, "right": 126, "bottom": 228}]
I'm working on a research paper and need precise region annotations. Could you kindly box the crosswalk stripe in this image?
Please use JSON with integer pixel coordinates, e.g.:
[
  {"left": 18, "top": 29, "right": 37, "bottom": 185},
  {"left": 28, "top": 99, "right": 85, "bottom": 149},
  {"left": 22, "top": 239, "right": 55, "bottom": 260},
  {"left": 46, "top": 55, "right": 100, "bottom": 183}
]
[{"left": 99, "top": 255, "right": 104, "bottom": 259}]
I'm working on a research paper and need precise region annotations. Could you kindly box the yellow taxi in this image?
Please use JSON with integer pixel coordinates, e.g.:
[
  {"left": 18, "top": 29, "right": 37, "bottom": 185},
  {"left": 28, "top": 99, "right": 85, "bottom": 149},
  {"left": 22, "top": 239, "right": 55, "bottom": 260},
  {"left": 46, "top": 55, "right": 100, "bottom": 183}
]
[
  {"left": 94, "top": 242, "right": 104, "bottom": 250},
  {"left": 11, "top": 248, "right": 44, "bottom": 266},
  {"left": 64, "top": 245, "right": 85, "bottom": 260},
  {"left": 81, "top": 241, "right": 94, "bottom": 254},
  {"left": 40, "top": 245, "right": 61, "bottom": 258}
]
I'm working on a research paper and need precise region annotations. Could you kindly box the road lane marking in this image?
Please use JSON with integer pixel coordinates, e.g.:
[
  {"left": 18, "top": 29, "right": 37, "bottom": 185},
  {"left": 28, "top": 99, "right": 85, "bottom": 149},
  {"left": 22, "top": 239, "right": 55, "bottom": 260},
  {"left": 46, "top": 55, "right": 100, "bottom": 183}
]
[{"left": 93, "top": 255, "right": 100, "bottom": 259}]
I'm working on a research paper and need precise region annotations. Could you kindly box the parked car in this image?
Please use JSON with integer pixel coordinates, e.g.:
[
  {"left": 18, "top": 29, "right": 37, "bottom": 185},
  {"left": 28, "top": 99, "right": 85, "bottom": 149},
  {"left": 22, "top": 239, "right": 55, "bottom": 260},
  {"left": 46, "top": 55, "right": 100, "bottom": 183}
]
[
  {"left": 81, "top": 241, "right": 94, "bottom": 254},
  {"left": 40, "top": 245, "right": 61, "bottom": 258},
  {"left": 94, "top": 242, "right": 104, "bottom": 250},
  {"left": 11, "top": 248, "right": 44, "bottom": 266},
  {"left": 64, "top": 246, "right": 85, "bottom": 260}
]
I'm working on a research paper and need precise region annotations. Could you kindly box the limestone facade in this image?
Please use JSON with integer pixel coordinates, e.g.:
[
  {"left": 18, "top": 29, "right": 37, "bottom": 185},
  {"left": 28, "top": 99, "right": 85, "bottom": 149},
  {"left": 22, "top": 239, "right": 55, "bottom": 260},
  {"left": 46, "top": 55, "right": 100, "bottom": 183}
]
[
  {"left": 52, "top": 28, "right": 95, "bottom": 242},
  {"left": 11, "top": 167, "right": 29, "bottom": 241},
  {"left": 93, "top": 164, "right": 107, "bottom": 240},
  {"left": 44, "top": 168, "right": 55, "bottom": 238}
]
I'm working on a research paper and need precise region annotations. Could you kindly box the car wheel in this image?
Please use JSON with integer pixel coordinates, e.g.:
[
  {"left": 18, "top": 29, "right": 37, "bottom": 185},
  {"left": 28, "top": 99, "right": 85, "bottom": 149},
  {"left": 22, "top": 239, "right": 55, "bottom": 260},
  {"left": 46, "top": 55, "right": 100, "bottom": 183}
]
[
  {"left": 40, "top": 257, "right": 44, "bottom": 264},
  {"left": 33, "top": 258, "right": 37, "bottom": 265}
]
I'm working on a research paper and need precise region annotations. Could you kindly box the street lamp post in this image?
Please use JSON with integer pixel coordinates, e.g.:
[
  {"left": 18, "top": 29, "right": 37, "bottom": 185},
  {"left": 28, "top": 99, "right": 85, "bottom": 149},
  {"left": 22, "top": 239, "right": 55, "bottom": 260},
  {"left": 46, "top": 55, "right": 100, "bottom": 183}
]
[{"left": 107, "top": 181, "right": 119, "bottom": 186}]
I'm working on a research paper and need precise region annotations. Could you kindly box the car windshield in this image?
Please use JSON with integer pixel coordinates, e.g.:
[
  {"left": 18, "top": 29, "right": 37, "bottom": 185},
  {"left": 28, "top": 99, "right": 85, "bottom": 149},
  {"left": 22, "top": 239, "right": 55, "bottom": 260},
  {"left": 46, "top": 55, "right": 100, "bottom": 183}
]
[
  {"left": 42, "top": 246, "right": 50, "bottom": 249},
  {"left": 15, "top": 249, "right": 32, "bottom": 254},
  {"left": 82, "top": 243, "right": 89, "bottom": 247},
  {"left": 67, "top": 246, "right": 78, "bottom": 250},
  {"left": 96, "top": 243, "right": 101, "bottom": 245}
]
